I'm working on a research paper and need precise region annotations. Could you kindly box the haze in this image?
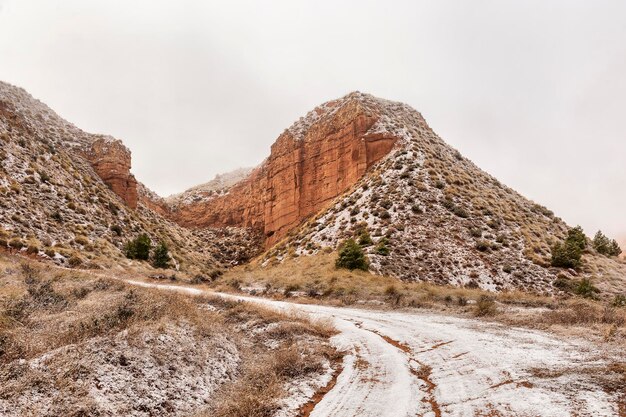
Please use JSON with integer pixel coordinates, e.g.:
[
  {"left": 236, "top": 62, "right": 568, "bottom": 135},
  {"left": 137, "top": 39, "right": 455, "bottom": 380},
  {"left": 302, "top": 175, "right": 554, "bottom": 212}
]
[{"left": 0, "top": 0, "right": 624, "bottom": 240}]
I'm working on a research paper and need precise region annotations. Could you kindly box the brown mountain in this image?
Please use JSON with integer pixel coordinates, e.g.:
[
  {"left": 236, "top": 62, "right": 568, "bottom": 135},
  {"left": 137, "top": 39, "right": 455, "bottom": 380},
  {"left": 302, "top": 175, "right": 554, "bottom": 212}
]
[
  {"left": 0, "top": 81, "right": 257, "bottom": 275},
  {"left": 1, "top": 83, "right": 623, "bottom": 293},
  {"left": 168, "top": 92, "right": 625, "bottom": 293}
]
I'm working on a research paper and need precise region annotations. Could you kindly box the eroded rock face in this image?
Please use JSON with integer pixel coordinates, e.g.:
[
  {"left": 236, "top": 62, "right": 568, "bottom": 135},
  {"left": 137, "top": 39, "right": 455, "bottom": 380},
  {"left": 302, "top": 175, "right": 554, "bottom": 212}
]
[
  {"left": 84, "top": 137, "right": 138, "bottom": 209},
  {"left": 171, "top": 98, "right": 398, "bottom": 246}
]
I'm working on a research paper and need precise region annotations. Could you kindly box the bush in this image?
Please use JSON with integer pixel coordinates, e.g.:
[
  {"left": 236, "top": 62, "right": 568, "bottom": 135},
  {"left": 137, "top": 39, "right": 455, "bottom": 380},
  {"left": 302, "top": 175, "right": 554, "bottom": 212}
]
[
  {"left": 573, "top": 278, "right": 600, "bottom": 299},
  {"left": 612, "top": 294, "right": 626, "bottom": 308},
  {"left": 335, "top": 239, "right": 368, "bottom": 271},
  {"left": 358, "top": 230, "right": 373, "bottom": 247},
  {"left": 375, "top": 238, "right": 390, "bottom": 256},
  {"left": 124, "top": 233, "right": 151, "bottom": 260},
  {"left": 68, "top": 255, "right": 82, "bottom": 268},
  {"left": 152, "top": 241, "right": 171, "bottom": 268},
  {"left": 474, "top": 296, "right": 498, "bottom": 317},
  {"left": 475, "top": 240, "right": 490, "bottom": 252},
  {"left": 551, "top": 226, "right": 586, "bottom": 269},
  {"left": 9, "top": 238, "right": 24, "bottom": 249},
  {"left": 110, "top": 224, "right": 123, "bottom": 236}
]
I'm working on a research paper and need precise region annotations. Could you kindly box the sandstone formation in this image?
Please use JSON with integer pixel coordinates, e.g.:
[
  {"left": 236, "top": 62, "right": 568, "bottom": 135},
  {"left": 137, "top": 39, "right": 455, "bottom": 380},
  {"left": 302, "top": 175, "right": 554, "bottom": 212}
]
[
  {"left": 170, "top": 94, "right": 398, "bottom": 246},
  {"left": 83, "top": 137, "right": 138, "bottom": 208}
]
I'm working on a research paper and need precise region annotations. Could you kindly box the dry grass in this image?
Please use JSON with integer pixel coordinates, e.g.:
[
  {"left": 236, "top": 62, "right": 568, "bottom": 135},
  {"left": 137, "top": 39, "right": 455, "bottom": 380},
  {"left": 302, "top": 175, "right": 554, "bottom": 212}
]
[
  {"left": 214, "top": 254, "right": 626, "bottom": 343},
  {"left": 0, "top": 253, "right": 337, "bottom": 416},
  {"left": 204, "top": 342, "right": 338, "bottom": 417}
]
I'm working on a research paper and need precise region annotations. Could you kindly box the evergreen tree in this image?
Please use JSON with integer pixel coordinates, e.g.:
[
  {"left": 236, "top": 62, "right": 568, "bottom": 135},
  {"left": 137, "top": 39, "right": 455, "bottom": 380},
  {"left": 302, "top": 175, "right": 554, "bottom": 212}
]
[
  {"left": 551, "top": 226, "right": 587, "bottom": 269},
  {"left": 124, "top": 233, "right": 151, "bottom": 260},
  {"left": 608, "top": 239, "right": 622, "bottom": 257},
  {"left": 567, "top": 226, "right": 587, "bottom": 251},
  {"left": 336, "top": 239, "right": 369, "bottom": 271},
  {"left": 152, "top": 241, "right": 171, "bottom": 268},
  {"left": 551, "top": 241, "right": 582, "bottom": 269},
  {"left": 593, "top": 231, "right": 611, "bottom": 255}
]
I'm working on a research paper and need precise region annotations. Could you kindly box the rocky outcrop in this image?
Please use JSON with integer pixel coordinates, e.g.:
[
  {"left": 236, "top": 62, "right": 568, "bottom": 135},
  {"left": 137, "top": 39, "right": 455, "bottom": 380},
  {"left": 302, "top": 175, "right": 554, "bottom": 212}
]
[
  {"left": 84, "top": 137, "right": 138, "bottom": 209},
  {"left": 170, "top": 95, "right": 399, "bottom": 246}
]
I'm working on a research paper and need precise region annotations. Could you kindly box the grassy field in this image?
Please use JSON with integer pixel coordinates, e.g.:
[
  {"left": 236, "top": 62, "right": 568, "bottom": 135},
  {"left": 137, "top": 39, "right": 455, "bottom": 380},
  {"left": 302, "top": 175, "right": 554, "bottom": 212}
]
[
  {"left": 0, "top": 252, "right": 337, "bottom": 417},
  {"left": 212, "top": 253, "right": 626, "bottom": 344}
]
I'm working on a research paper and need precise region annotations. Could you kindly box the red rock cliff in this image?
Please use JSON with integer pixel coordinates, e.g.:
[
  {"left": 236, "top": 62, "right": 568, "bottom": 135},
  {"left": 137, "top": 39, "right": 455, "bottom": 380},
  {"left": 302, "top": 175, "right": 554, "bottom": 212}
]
[
  {"left": 171, "top": 96, "right": 398, "bottom": 246},
  {"left": 84, "top": 137, "right": 138, "bottom": 209}
]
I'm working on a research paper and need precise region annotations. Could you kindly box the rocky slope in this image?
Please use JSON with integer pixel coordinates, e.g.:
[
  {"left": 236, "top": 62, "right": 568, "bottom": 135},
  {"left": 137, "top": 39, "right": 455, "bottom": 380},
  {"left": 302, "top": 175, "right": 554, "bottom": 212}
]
[
  {"left": 1, "top": 82, "right": 622, "bottom": 293},
  {"left": 171, "top": 92, "right": 624, "bottom": 293},
  {"left": 0, "top": 81, "right": 256, "bottom": 274}
]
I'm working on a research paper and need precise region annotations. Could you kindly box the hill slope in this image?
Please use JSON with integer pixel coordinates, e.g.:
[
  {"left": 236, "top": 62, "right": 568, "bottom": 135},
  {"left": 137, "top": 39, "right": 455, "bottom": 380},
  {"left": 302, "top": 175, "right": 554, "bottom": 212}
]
[
  {"left": 171, "top": 92, "right": 625, "bottom": 293},
  {"left": 0, "top": 81, "right": 256, "bottom": 275}
]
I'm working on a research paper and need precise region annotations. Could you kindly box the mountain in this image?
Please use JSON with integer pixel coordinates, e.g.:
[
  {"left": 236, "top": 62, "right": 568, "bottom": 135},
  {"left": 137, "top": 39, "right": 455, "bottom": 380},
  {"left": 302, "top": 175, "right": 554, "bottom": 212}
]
[
  {"left": 0, "top": 81, "right": 258, "bottom": 275},
  {"left": 1, "top": 82, "right": 623, "bottom": 293},
  {"left": 167, "top": 91, "right": 625, "bottom": 293}
]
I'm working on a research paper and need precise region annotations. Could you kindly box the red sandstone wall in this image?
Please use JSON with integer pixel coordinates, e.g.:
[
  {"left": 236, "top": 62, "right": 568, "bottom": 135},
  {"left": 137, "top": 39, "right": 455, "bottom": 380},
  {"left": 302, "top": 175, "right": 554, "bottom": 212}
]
[
  {"left": 172, "top": 100, "right": 398, "bottom": 246},
  {"left": 85, "top": 138, "right": 138, "bottom": 209}
]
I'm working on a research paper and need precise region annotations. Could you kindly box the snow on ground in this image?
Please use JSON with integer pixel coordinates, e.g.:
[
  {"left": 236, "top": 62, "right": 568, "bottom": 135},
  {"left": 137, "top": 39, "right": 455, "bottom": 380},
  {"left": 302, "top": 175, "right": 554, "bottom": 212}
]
[{"left": 126, "top": 280, "right": 625, "bottom": 417}]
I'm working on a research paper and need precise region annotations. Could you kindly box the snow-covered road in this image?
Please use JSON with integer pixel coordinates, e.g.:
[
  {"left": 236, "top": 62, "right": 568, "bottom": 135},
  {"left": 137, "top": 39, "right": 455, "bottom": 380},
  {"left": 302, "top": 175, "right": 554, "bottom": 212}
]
[{"left": 126, "top": 280, "right": 624, "bottom": 417}]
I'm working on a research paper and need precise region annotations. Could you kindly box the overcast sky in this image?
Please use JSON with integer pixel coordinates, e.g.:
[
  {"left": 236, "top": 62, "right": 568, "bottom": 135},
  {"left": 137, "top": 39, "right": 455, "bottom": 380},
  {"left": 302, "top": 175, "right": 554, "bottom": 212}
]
[{"left": 0, "top": 0, "right": 624, "bottom": 239}]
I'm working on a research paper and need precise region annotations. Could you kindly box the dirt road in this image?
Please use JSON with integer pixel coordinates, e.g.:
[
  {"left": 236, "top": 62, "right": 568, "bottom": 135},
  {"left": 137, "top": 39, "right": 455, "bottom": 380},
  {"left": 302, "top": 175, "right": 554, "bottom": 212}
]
[{"left": 127, "top": 280, "right": 624, "bottom": 417}]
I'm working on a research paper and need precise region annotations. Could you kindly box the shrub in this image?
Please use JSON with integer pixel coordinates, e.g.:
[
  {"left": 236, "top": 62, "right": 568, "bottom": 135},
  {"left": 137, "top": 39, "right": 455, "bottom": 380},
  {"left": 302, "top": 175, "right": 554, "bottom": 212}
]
[
  {"left": 375, "top": 238, "right": 390, "bottom": 256},
  {"left": 551, "top": 226, "right": 587, "bottom": 269},
  {"left": 612, "top": 294, "right": 626, "bottom": 308},
  {"left": 573, "top": 278, "right": 600, "bottom": 299},
  {"left": 9, "top": 238, "right": 24, "bottom": 249},
  {"left": 380, "top": 199, "right": 393, "bottom": 209},
  {"left": 152, "top": 241, "right": 171, "bottom": 268},
  {"left": 68, "top": 255, "right": 82, "bottom": 268},
  {"left": 110, "top": 224, "right": 123, "bottom": 236},
  {"left": 124, "top": 233, "right": 151, "bottom": 260},
  {"left": 358, "top": 230, "right": 373, "bottom": 247},
  {"left": 411, "top": 204, "right": 423, "bottom": 214},
  {"left": 475, "top": 240, "right": 490, "bottom": 252},
  {"left": 335, "top": 239, "right": 368, "bottom": 271},
  {"left": 474, "top": 296, "right": 498, "bottom": 317},
  {"left": 50, "top": 211, "right": 63, "bottom": 222}
]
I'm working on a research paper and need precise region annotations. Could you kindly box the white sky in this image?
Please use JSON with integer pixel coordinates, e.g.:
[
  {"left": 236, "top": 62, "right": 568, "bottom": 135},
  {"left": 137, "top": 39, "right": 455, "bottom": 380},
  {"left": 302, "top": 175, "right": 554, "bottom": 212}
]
[{"left": 0, "top": 0, "right": 624, "bottom": 239}]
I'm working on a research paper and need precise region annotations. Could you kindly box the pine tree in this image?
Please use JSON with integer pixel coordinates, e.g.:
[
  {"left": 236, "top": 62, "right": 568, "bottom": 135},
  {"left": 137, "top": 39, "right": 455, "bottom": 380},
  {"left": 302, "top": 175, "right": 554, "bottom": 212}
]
[
  {"left": 336, "top": 239, "right": 369, "bottom": 271},
  {"left": 124, "top": 233, "right": 151, "bottom": 260},
  {"left": 608, "top": 239, "right": 622, "bottom": 257},
  {"left": 567, "top": 226, "right": 587, "bottom": 251},
  {"left": 551, "top": 226, "right": 586, "bottom": 269},
  {"left": 593, "top": 231, "right": 611, "bottom": 255},
  {"left": 152, "top": 241, "right": 170, "bottom": 268}
]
